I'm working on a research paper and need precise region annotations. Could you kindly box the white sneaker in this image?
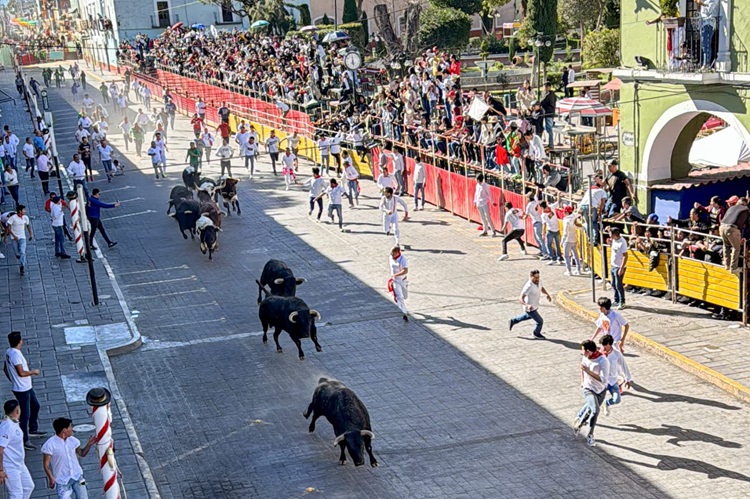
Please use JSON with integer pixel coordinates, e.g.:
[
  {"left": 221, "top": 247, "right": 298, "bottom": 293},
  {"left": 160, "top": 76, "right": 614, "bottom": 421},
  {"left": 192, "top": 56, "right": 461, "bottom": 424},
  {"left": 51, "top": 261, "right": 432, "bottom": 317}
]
[
  {"left": 546, "top": 260, "right": 555, "bottom": 266},
  {"left": 0, "top": 252, "right": 5, "bottom": 259},
  {"left": 573, "top": 270, "right": 580, "bottom": 276},
  {"left": 563, "top": 271, "right": 571, "bottom": 276},
  {"left": 604, "top": 404, "right": 611, "bottom": 416},
  {"left": 587, "top": 435, "right": 596, "bottom": 447},
  {"left": 498, "top": 254, "right": 509, "bottom": 261},
  {"left": 521, "top": 250, "right": 527, "bottom": 255}
]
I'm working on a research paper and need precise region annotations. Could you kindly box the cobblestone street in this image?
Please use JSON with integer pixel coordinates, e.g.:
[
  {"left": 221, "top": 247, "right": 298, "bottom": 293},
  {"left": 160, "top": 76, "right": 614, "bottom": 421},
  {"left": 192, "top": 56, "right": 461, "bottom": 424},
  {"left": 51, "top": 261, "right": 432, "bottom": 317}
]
[{"left": 22, "top": 64, "right": 750, "bottom": 498}]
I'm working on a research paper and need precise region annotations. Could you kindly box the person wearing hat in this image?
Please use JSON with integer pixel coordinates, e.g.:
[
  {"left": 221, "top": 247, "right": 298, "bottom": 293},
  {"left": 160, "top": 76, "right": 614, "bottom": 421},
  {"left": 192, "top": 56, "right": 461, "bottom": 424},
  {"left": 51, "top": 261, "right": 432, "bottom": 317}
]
[
  {"left": 0, "top": 399, "right": 35, "bottom": 498},
  {"left": 50, "top": 196, "right": 70, "bottom": 259},
  {"left": 41, "top": 417, "right": 96, "bottom": 498}
]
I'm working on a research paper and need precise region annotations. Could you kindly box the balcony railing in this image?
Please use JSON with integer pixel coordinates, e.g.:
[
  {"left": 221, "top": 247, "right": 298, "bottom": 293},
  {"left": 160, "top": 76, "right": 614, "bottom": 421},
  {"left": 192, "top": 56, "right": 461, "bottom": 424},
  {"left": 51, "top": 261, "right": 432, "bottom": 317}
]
[{"left": 657, "top": 15, "right": 720, "bottom": 73}]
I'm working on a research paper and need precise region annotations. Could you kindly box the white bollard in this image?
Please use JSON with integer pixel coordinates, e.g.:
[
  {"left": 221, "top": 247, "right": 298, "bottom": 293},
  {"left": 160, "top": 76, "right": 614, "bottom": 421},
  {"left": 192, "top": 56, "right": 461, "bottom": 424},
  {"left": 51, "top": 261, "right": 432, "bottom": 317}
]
[
  {"left": 87, "top": 388, "right": 121, "bottom": 499},
  {"left": 67, "top": 195, "right": 85, "bottom": 260}
]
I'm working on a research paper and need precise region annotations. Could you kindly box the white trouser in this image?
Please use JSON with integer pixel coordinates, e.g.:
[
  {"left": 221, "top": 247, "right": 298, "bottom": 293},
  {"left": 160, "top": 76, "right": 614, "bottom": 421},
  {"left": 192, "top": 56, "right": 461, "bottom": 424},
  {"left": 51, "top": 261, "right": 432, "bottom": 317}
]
[
  {"left": 392, "top": 278, "right": 408, "bottom": 314},
  {"left": 477, "top": 203, "right": 495, "bottom": 233},
  {"left": 4, "top": 466, "right": 35, "bottom": 499},
  {"left": 383, "top": 212, "right": 400, "bottom": 244}
]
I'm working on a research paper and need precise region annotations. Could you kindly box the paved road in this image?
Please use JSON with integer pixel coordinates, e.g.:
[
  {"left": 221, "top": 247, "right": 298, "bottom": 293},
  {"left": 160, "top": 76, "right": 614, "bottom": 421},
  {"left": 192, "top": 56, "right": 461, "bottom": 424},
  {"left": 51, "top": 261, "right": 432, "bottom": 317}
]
[{"left": 35, "top": 64, "right": 750, "bottom": 498}]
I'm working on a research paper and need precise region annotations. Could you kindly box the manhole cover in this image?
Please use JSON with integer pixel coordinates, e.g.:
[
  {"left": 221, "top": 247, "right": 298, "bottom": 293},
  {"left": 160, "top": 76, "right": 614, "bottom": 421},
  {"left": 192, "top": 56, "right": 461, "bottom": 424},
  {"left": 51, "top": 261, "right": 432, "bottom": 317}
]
[{"left": 73, "top": 424, "right": 96, "bottom": 433}]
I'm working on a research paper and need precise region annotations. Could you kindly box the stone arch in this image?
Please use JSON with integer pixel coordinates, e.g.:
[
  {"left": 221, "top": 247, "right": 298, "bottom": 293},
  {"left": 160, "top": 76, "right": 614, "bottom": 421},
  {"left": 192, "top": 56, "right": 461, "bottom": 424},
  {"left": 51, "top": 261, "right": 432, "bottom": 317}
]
[{"left": 642, "top": 100, "right": 750, "bottom": 182}]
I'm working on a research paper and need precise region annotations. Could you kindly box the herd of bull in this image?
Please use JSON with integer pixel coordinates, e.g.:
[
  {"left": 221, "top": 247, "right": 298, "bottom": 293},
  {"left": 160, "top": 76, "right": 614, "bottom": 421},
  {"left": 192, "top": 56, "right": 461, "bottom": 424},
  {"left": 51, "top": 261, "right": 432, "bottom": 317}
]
[
  {"left": 256, "top": 259, "right": 378, "bottom": 468},
  {"left": 165, "top": 167, "right": 241, "bottom": 260}
]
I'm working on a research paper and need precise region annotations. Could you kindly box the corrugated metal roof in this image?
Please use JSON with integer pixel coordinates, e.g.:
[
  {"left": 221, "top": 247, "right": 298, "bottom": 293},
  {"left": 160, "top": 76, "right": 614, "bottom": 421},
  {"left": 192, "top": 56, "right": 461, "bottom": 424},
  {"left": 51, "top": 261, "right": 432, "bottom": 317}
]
[{"left": 651, "top": 163, "right": 750, "bottom": 190}]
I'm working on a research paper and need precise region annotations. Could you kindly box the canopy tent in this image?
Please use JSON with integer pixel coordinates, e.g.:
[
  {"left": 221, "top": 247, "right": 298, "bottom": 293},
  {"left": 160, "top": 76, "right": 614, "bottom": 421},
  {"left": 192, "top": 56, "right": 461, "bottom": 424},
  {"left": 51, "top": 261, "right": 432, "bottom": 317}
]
[
  {"left": 689, "top": 126, "right": 750, "bottom": 167},
  {"left": 556, "top": 97, "right": 612, "bottom": 117}
]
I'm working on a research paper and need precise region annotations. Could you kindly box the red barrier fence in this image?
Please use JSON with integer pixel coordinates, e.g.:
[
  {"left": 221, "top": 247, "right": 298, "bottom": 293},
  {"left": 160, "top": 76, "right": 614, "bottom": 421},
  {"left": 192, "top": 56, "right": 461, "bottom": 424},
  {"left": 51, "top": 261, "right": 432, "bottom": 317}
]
[
  {"left": 130, "top": 67, "right": 544, "bottom": 252},
  {"left": 371, "top": 148, "right": 539, "bottom": 247}
]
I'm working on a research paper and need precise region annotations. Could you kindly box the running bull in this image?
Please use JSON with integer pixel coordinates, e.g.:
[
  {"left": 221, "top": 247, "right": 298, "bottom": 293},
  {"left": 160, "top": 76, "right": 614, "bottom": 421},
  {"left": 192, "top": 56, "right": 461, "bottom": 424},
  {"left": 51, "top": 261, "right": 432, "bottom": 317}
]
[
  {"left": 217, "top": 178, "right": 241, "bottom": 215},
  {"left": 196, "top": 215, "right": 220, "bottom": 260},
  {"left": 304, "top": 378, "right": 378, "bottom": 467},
  {"left": 258, "top": 295, "right": 321, "bottom": 360},
  {"left": 167, "top": 185, "right": 192, "bottom": 214},
  {"left": 256, "top": 259, "right": 306, "bottom": 304},
  {"left": 170, "top": 199, "right": 201, "bottom": 239}
]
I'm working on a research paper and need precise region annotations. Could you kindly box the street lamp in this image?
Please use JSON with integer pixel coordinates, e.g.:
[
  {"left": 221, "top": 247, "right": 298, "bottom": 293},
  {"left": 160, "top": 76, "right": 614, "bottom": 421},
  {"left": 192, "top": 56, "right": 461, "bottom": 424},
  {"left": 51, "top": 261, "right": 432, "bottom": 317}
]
[{"left": 528, "top": 33, "right": 552, "bottom": 99}]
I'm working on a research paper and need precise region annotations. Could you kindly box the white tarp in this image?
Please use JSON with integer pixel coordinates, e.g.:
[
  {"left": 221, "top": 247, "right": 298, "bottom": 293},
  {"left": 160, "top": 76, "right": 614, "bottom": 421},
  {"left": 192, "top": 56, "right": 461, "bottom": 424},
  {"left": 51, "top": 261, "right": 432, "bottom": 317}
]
[{"left": 689, "top": 126, "right": 750, "bottom": 167}]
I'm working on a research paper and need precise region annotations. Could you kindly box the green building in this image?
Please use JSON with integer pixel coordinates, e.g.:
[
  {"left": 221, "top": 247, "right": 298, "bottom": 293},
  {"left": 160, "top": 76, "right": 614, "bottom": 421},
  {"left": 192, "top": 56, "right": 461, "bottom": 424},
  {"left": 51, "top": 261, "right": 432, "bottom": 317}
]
[{"left": 616, "top": 0, "right": 750, "bottom": 217}]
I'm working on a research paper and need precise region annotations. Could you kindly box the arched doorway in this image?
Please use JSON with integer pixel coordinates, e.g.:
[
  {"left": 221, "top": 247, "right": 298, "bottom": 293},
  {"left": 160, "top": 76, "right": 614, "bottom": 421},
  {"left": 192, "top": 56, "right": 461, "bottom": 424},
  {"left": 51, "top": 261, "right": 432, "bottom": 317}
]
[{"left": 642, "top": 100, "right": 750, "bottom": 182}]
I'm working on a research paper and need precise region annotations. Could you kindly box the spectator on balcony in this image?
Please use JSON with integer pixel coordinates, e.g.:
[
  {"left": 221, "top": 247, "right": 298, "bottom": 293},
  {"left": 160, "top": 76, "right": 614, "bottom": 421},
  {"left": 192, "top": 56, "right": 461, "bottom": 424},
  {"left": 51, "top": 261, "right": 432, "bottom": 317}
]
[
  {"left": 696, "top": 0, "right": 719, "bottom": 69},
  {"left": 694, "top": 196, "right": 726, "bottom": 227}
]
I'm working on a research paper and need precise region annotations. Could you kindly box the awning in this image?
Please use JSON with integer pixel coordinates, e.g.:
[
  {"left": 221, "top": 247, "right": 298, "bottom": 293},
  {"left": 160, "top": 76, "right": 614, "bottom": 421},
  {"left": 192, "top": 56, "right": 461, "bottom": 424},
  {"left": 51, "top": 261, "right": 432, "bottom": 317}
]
[
  {"left": 689, "top": 126, "right": 750, "bottom": 167},
  {"left": 602, "top": 78, "right": 621, "bottom": 91},
  {"left": 651, "top": 163, "right": 750, "bottom": 190}
]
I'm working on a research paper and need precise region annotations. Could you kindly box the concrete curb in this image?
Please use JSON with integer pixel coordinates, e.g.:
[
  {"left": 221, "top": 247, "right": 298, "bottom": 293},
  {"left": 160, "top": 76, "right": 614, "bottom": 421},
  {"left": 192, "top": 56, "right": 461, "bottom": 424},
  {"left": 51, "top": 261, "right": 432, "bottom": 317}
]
[{"left": 556, "top": 290, "right": 750, "bottom": 406}]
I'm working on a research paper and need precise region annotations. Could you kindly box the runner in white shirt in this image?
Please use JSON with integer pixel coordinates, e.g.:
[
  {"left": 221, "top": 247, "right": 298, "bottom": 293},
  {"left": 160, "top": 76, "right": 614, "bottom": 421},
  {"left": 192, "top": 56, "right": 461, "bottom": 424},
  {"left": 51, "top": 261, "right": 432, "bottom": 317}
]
[
  {"left": 385, "top": 150, "right": 406, "bottom": 195},
  {"left": 0, "top": 400, "right": 35, "bottom": 499},
  {"left": 280, "top": 148, "right": 298, "bottom": 190},
  {"left": 154, "top": 132, "right": 168, "bottom": 175},
  {"left": 315, "top": 178, "right": 347, "bottom": 230},
  {"left": 78, "top": 115, "right": 93, "bottom": 130},
  {"left": 474, "top": 174, "right": 498, "bottom": 237},
  {"left": 388, "top": 246, "right": 410, "bottom": 321},
  {"left": 498, "top": 202, "right": 527, "bottom": 260},
  {"left": 525, "top": 193, "right": 548, "bottom": 259},
  {"left": 574, "top": 339, "right": 610, "bottom": 447},
  {"left": 36, "top": 150, "right": 51, "bottom": 195},
  {"left": 81, "top": 95, "right": 95, "bottom": 113},
  {"left": 5, "top": 207, "right": 33, "bottom": 275},
  {"left": 282, "top": 131, "right": 301, "bottom": 158},
  {"left": 379, "top": 187, "right": 409, "bottom": 246},
  {"left": 304, "top": 167, "right": 327, "bottom": 221},
  {"left": 241, "top": 135, "right": 258, "bottom": 176},
  {"left": 73, "top": 125, "right": 89, "bottom": 144},
  {"left": 21, "top": 139, "right": 35, "bottom": 179},
  {"left": 196, "top": 98, "right": 206, "bottom": 119},
  {"left": 412, "top": 160, "right": 426, "bottom": 210},
  {"left": 561, "top": 205, "right": 583, "bottom": 275},
  {"left": 265, "top": 130, "right": 281, "bottom": 175},
  {"left": 97, "top": 140, "right": 115, "bottom": 182},
  {"left": 509, "top": 269, "right": 552, "bottom": 339},
  {"left": 41, "top": 417, "right": 96, "bottom": 497},
  {"left": 609, "top": 227, "right": 629, "bottom": 309},
  {"left": 598, "top": 333, "right": 632, "bottom": 416},
  {"left": 376, "top": 170, "right": 396, "bottom": 193},
  {"left": 342, "top": 151, "right": 359, "bottom": 207},
  {"left": 329, "top": 132, "right": 343, "bottom": 177},
  {"left": 540, "top": 199, "right": 563, "bottom": 264},
  {"left": 200, "top": 129, "right": 215, "bottom": 164},
  {"left": 317, "top": 135, "right": 330, "bottom": 173},
  {"left": 591, "top": 297, "right": 630, "bottom": 351}
]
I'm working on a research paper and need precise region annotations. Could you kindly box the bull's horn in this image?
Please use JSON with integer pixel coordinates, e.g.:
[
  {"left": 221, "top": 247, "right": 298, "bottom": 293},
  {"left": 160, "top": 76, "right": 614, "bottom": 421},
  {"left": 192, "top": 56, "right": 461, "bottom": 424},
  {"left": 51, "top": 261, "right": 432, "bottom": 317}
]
[
  {"left": 169, "top": 213, "right": 176, "bottom": 218},
  {"left": 360, "top": 430, "right": 374, "bottom": 439},
  {"left": 333, "top": 434, "right": 345, "bottom": 447},
  {"left": 310, "top": 310, "right": 321, "bottom": 322},
  {"left": 201, "top": 212, "right": 209, "bottom": 217},
  {"left": 274, "top": 278, "right": 285, "bottom": 285},
  {"left": 289, "top": 311, "right": 299, "bottom": 323},
  {"left": 220, "top": 211, "right": 227, "bottom": 217},
  {"left": 183, "top": 210, "right": 193, "bottom": 214},
  {"left": 295, "top": 277, "right": 306, "bottom": 284}
]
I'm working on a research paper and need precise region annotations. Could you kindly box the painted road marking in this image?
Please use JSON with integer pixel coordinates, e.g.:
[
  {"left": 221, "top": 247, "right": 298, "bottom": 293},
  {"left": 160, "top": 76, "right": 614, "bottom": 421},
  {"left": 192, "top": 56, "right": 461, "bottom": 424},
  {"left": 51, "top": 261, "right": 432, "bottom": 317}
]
[
  {"left": 106, "top": 209, "right": 156, "bottom": 220},
  {"left": 118, "top": 265, "right": 189, "bottom": 275},
  {"left": 123, "top": 276, "right": 197, "bottom": 287}
]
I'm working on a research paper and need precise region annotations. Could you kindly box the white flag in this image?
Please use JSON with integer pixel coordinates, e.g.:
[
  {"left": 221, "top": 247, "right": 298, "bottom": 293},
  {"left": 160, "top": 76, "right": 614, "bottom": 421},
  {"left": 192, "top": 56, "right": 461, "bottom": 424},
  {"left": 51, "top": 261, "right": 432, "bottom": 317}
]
[{"left": 468, "top": 97, "right": 490, "bottom": 121}]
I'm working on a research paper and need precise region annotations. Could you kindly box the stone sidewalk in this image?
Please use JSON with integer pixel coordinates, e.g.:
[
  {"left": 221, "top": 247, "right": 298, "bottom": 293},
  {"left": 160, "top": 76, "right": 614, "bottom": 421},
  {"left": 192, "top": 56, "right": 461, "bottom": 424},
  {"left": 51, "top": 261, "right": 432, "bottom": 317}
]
[{"left": 0, "top": 74, "right": 154, "bottom": 497}]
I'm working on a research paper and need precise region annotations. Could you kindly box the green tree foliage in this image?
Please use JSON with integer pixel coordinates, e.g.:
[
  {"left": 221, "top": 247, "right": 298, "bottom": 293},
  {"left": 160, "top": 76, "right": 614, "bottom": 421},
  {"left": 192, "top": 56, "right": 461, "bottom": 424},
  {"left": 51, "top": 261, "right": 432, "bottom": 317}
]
[
  {"left": 558, "top": 0, "right": 620, "bottom": 32},
  {"left": 339, "top": 22, "right": 367, "bottom": 49},
  {"left": 519, "top": 0, "right": 557, "bottom": 63},
  {"left": 361, "top": 11, "right": 370, "bottom": 42},
  {"left": 431, "top": 0, "right": 482, "bottom": 15},
  {"left": 320, "top": 13, "right": 331, "bottom": 25},
  {"left": 342, "top": 0, "right": 359, "bottom": 23},
  {"left": 479, "top": 0, "right": 511, "bottom": 34},
  {"left": 245, "top": 0, "right": 295, "bottom": 34},
  {"left": 297, "top": 3, "right": 312, "bottom": 26},
  {"left": 581, "top": 27, "right": 619, "bottom": 69},
  {"left": 418, "top": 5, "right": 472, "bottom": 52}
]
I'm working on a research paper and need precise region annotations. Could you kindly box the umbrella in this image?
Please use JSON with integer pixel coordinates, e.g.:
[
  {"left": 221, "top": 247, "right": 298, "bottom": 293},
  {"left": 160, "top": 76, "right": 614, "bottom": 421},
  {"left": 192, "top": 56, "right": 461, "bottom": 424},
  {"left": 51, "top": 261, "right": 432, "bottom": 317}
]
[
  {"left": 191, "top": 23, "right": 206, "bottom": 30},
  {"left": 556, "top": 97, "right": 612, "bottom": 117},
  {"left": 300, "top": 25, "right": 317, "bottom": 33},
  {"left": 322, "top": 31, "right": 350, "bottom": 43},
  {"left": 251, "top": 20, "right": 270, "bottom": 29},
  {"left": 602, "top": 78, "right": 621, "bottom": 91},
  {"left": 171, "top": 21, "right": 183, "bottom": 30}
]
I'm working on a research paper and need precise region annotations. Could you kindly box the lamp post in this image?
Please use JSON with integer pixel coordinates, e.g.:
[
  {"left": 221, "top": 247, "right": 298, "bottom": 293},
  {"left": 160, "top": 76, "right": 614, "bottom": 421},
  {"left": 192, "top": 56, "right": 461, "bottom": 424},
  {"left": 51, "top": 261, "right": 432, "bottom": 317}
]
[{"left": 528, "top": 33, "right": 552, "bottom": 100}]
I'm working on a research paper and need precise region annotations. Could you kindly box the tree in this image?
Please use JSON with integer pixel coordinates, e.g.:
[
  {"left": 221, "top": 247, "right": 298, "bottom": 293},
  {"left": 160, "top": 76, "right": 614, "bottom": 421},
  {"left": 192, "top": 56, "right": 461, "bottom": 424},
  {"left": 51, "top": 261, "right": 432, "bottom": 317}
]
[
  {"left": 479, "top": 0, "right": 511, "bottom": 35},
  {"left": 199, "top": 0, "right": 257, "bottom": 18},
  {"left": 431, "top": 0, "right": 482, "bottom": 16},
  {"left": 320, "top": 13, "right": 332, "bottom": 25},
  {"left": 361, "top": 11, "right": 370, "bottom": 42},
  {"left": 581, "top": 27, "right": 619, "bottom": 68},
  {"left": 519, "top": 0, "right": 557, "bottom": 63},
  {"left": 245, "top": 0, "right": 295, "bottom": 35},
  {"left": 558, "top": 0, "right": 619, "bottom": 34},
  {"left": 342, "top": 0, "right": 359, "bottom": 23},
  {"left": 418, "top": 5, "right": 472, "bottom": 52},
  {"left": 297, "top": 3, "right": 312, "bottom": 26}
]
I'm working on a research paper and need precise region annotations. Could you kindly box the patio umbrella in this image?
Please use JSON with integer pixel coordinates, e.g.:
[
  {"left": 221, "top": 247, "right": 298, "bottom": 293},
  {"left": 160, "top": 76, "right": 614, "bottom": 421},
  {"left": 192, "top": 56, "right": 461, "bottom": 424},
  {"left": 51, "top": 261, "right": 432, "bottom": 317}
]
[
  {"left": 171, "top": 21, "right": 183, "bottom": 30},
  {"left": 556, "top": 97, "right": 612, "bottom": 117},
  {"left": 251, "top": 20, "right": 270, "bottom": 29},
  {"left": 322, "top": 31, "right": 350, "bottom": 43},
  {"left": 300, "top": 25, "right": 317, "bottom": 33},
  {"left": 191, "top": 23, "right": 206, "bottom": 30}
]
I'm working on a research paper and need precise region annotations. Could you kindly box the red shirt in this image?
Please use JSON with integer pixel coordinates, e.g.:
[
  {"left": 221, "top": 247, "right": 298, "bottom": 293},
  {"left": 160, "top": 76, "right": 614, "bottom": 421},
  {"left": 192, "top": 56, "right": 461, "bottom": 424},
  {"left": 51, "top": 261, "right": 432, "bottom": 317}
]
[
  {"left": 191, "top": 116, "right": 204, "bottom": 132},
  {"left": 218, "top": 122, "right": 230, "bottom": 139}
]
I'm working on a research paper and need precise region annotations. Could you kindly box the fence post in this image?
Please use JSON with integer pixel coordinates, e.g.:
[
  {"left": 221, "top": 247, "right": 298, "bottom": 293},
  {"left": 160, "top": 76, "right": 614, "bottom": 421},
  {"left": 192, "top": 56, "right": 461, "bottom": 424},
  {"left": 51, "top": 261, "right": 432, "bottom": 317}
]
[
  {"left": 744, "top": 240, "right": 748, "bottom": 327},
  {"left": 86, "top": 388, "right": 121, "bottom": 499},
  {"left": 600, "top": 223, "right": 608, "bottom": 291},
  {"left": 670, "top": 230, "right": 677, "bottom": 303},
  {"left": 77, "top": 184, "right": 99, "bottom": 305}
]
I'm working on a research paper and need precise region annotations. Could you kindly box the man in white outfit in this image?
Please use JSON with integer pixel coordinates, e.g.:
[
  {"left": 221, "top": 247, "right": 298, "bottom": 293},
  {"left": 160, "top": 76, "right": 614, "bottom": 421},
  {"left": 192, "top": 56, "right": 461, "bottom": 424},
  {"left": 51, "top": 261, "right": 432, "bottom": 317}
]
[
  {"left": 379, "top": 187, "right": 409, "bottom": 245},
  {"left": 474, "top": 174, "right": 498, "bottom": 236},
  {"left": 0, "top": 400, "right": 35, "bottom": 499},
  {"left": 389, "top": 246, "right": 409, "bottom": 322},
  {"left": 377, "top": 169, "right": 396, "bottom": 194}
]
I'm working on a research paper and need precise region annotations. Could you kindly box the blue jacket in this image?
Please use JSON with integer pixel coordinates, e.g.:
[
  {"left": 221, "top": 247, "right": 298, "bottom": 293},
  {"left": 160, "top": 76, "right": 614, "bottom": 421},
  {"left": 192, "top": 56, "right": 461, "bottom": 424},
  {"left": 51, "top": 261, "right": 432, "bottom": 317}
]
[{"left": 86, "top": 195, "right": 115, "bottom": 219}]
